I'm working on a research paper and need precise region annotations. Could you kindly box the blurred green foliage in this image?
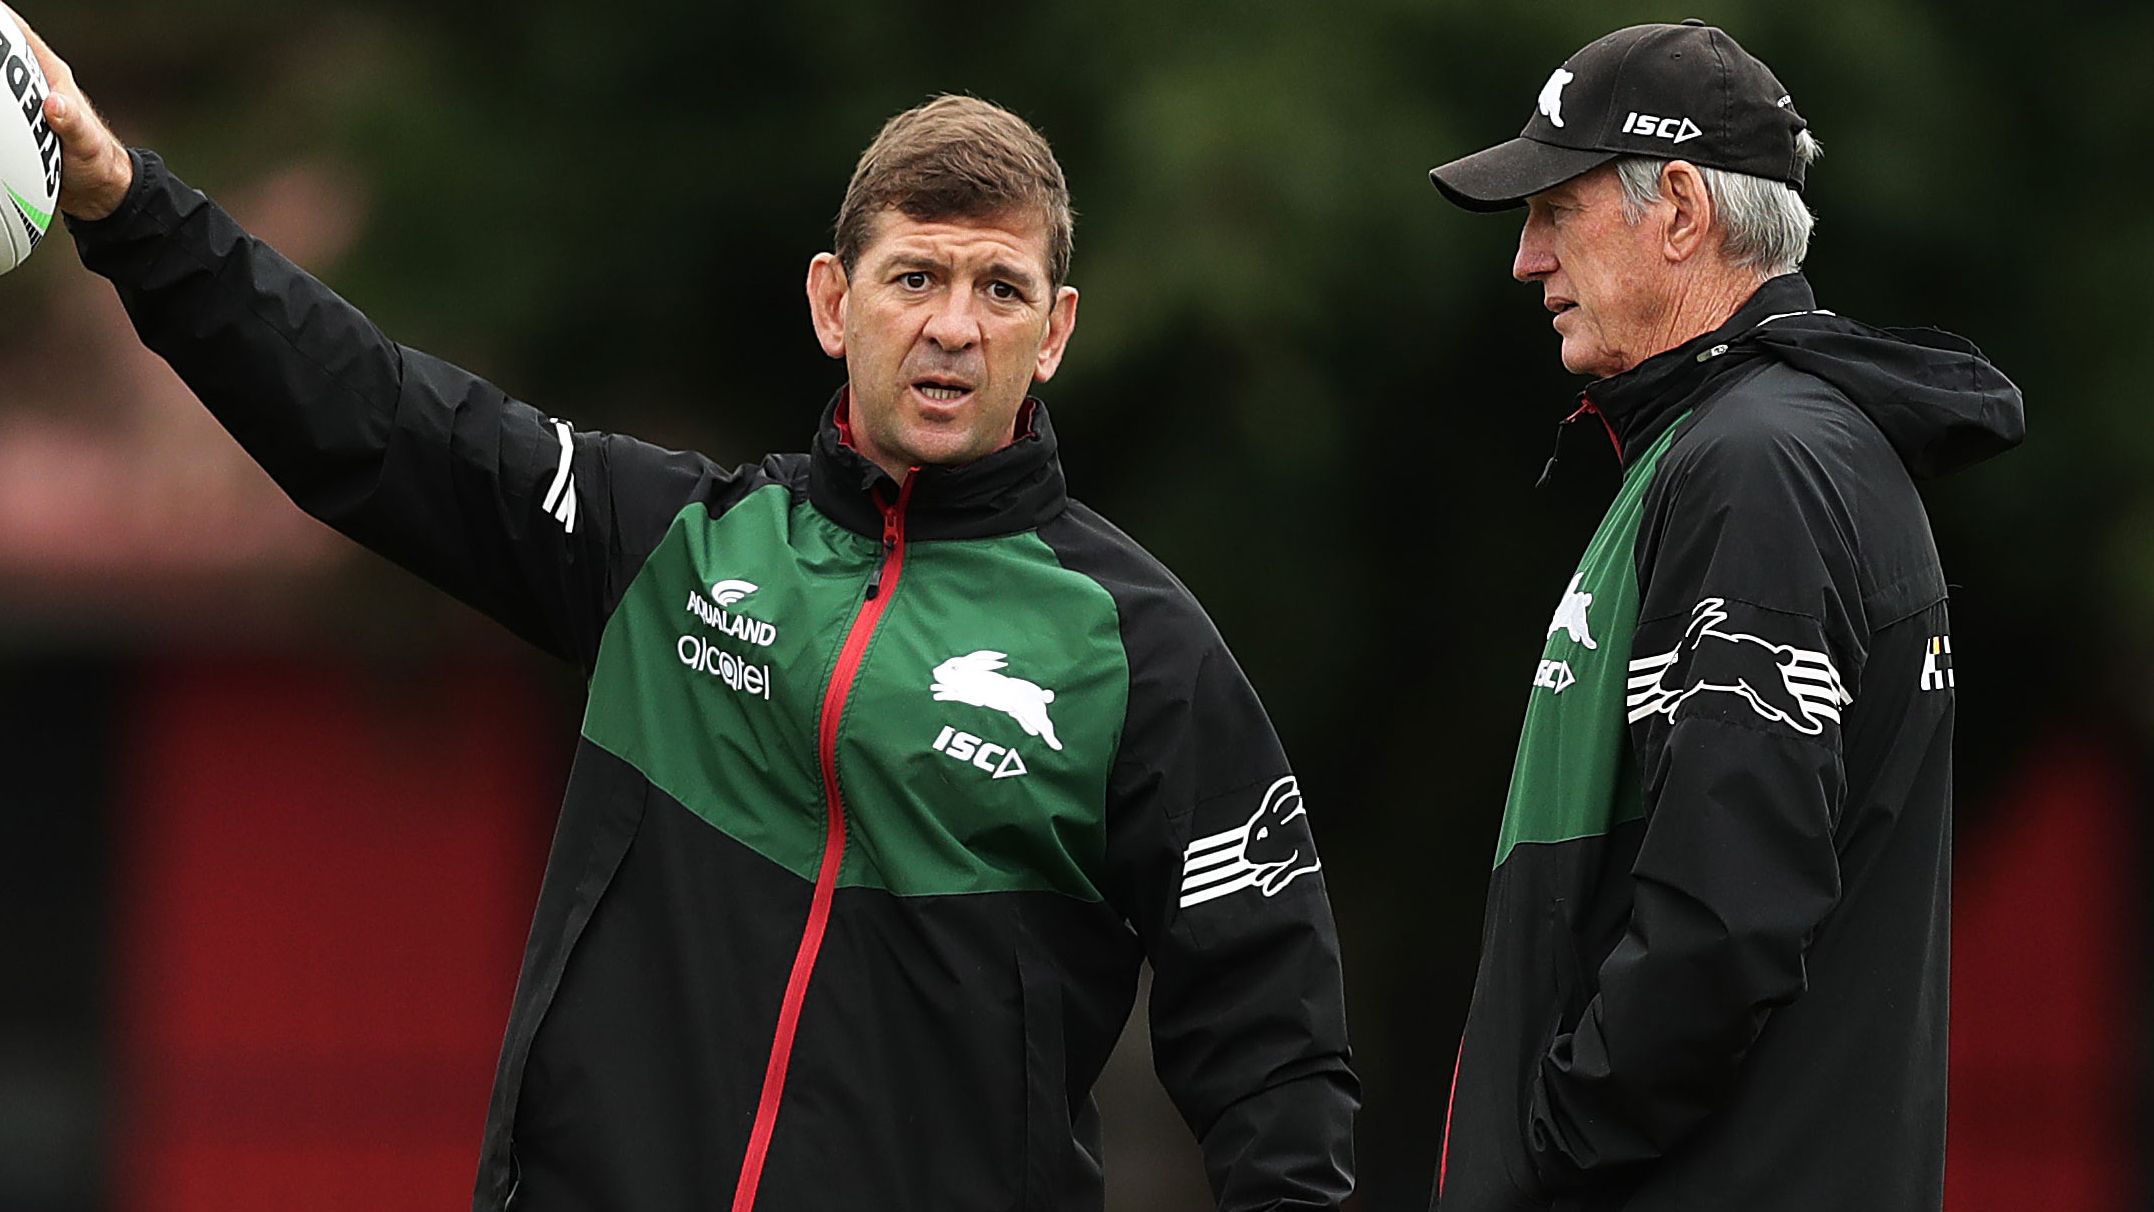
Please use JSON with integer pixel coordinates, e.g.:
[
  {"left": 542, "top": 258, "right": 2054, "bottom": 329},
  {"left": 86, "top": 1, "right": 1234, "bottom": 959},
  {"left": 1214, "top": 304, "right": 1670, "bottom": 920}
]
[{"left": 4, "top": 1, "right": 2139, "bottom": 1205}]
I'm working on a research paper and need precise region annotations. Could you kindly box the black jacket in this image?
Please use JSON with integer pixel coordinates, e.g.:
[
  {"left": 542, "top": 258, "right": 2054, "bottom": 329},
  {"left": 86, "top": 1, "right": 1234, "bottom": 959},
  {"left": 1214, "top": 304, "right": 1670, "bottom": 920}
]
[
  {"left": 1436, "top": 275, "right": 2023, "bottom": 1211},
  {"left": 73, "top": 151, "right": 1359, "bottom": 1212}
]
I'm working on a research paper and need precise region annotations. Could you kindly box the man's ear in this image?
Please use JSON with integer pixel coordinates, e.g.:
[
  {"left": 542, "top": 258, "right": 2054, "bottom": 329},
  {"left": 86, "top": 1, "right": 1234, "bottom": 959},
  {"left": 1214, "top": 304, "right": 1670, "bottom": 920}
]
[
  {"left": 806, "top": 253, "right": 849, "bottom": 359},
  {"left": 1661, "top": 161, "right": 1715, "bottom": 264},
  {"left": 1030, "top": 286, "right": 1080, "bottom": 383}
]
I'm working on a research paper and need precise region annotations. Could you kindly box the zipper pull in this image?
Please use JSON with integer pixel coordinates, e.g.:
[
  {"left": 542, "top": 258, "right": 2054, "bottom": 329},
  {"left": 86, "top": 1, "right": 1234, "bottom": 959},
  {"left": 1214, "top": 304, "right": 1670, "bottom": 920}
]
[
  {"left": 865, "top": 534, "right": 894, "bottom": 600},
  {"left": 1537, "top": 398, "right": 1598, "bottom": 488},
  {"left": 1535, "top": 432, "right": 1563, "bottom": 489},
  {"left": 865, "top": 489, "right": 904, "bottom": 600}
]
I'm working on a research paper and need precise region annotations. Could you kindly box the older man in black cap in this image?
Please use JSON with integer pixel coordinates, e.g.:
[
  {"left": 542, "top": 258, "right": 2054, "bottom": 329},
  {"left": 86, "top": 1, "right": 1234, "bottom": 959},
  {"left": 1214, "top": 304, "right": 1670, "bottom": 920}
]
[{"left": 1426, "top": 21, "right": 2023, "bottom": 1212}]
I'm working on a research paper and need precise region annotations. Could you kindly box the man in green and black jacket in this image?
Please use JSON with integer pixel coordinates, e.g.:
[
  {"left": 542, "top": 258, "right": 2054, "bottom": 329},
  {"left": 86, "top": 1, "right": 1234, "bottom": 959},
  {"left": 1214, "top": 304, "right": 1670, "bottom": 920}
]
[
  {"left": 1425, "top": 21, "right": 2022, "bottom": 1212},
  {"left": 27, "top": 20, "right": 1356, "bottom": 1210}
]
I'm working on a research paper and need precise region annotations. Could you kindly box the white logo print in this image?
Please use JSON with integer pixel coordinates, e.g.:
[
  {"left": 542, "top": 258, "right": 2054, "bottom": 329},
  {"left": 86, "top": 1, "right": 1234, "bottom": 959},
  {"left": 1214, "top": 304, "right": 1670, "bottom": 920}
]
[
  {"left": 685, "top": 578, "right": 778, "bottom": 648},
  {"left": 1621, "top": 110, "right": 1702, "bottom": 144},
  {"left": 930, "top": 651, "right": 1062, "bottom": 751},
  {"left": 1534, "top": 660, "right": 1576, "bottom": 694},
  {"left": 931, "top": 726, "right": 1030, "bottom": 780},
  {"left": 1547, "top": 572, "right": 1599, "bottom": 651},
  {"left": 1538, "top": 68, "right": 1576, "bottom": 128},
  {"left": 543, "top": 420, "right": 579, "bottom": 534},
  {"left": 1920, "top": 635, "right": 1955, "bottom": 691},
  {"left": 1625, "top": 598, "right": 1852, "bottom": 735},
  {"left": 1179, "top": 776, "right": 1321, "bottom": 909},
  {"left": 678, "top": 572, "right": 778, "bottom": 695},
  {"left": 710, "top": 579, "right": 758, "bottom": 606},
  {"left": 676, "top": 635, "right": 773, "bottom": 699}
]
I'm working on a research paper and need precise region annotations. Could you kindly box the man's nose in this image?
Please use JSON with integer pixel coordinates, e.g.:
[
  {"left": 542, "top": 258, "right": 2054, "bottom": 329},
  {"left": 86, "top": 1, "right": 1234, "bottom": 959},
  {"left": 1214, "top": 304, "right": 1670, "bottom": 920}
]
[
  {"left": 922, "top": 291, "right": 982, "bottom": 351},
  {"left": 1513, "top": 217, "right": 1556, "bottom": 283}
]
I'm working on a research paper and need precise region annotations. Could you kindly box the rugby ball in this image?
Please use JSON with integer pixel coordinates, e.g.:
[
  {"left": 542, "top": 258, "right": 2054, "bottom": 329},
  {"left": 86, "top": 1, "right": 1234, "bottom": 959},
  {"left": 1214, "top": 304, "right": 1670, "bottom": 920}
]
[{"left": 0, "top": 9, "right": 61, "bottom": 273}]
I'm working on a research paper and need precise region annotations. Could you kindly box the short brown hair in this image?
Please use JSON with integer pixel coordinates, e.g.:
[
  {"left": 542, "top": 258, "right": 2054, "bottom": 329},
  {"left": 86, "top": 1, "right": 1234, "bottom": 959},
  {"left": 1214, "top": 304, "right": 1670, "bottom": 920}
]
[{"left": 835, "top": 95, "right": 1075, "bottom": 287}]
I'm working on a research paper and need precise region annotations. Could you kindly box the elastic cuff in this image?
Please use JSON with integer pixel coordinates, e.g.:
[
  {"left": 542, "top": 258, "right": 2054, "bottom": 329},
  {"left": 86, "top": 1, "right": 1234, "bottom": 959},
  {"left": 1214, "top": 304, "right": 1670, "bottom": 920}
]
[{"left": 63, "top": 147, "right": 159, "bottom": 234}]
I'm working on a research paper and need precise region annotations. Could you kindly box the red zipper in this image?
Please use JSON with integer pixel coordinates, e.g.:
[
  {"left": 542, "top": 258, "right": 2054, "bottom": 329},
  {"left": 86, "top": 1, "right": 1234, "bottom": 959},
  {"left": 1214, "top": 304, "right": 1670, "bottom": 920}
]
[
  {"left": 1437, "top": 1031, "right": 1464, "bottom": 1197},
  {"left": 730, "top": 474, "right": 915, "bottom": 1211}
]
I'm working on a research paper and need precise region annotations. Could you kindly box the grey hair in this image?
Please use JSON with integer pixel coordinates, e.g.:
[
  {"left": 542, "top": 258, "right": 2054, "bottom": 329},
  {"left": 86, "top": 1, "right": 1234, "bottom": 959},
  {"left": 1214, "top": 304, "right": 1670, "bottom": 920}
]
[{"left": 1613, "top": 130, "right": 1824, "bottom": 276}]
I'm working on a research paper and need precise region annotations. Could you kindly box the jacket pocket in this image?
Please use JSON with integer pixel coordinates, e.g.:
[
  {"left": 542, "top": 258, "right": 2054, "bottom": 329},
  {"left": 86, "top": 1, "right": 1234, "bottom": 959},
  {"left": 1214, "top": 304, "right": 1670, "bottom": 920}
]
[
  {"left": 1511, "top": 898, "right": 1593, "bottom": 1206},
  {"left": 1547, "top": 897, "right": 1592, "bottom": 1029}
]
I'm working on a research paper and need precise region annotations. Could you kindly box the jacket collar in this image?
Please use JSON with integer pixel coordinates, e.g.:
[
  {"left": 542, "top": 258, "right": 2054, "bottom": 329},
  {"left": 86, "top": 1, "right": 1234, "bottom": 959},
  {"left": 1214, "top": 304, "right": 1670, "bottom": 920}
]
[
  {"left": 807, "top": 388, "right": 1070, "bottom": 541},
  {"left": 1580, "top": 272, "right": 1819, "bottom": 467}
]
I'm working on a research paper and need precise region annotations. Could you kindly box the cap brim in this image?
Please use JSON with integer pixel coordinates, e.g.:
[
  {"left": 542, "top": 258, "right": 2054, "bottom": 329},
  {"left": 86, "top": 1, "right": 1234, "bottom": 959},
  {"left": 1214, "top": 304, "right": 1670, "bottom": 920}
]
[{"left": 1428, "top": 138, "right": 1619, "bottom": 212}]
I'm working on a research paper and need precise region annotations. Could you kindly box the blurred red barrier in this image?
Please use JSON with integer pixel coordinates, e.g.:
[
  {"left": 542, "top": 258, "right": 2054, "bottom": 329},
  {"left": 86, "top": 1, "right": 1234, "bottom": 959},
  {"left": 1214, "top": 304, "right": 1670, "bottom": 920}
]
[
  {"left": 1947, "top": 737, "right": 2138, "bottom": 1210},
  {"left": 111, "top": 655, "right": 555, "bottom": 1212}
]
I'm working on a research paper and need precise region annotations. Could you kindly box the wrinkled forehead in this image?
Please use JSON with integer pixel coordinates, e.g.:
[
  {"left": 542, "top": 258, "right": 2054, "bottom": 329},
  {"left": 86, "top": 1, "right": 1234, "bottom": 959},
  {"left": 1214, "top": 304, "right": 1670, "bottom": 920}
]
[{"left": 858, "top": 206, "right": 1054, "bottom": 287}]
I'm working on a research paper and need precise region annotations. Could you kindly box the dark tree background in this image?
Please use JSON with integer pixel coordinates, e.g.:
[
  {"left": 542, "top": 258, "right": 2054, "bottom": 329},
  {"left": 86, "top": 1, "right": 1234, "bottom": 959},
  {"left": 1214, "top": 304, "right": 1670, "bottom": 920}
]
[{"left": 0, "top": 2, "right": 2141, "bottom": 1209}]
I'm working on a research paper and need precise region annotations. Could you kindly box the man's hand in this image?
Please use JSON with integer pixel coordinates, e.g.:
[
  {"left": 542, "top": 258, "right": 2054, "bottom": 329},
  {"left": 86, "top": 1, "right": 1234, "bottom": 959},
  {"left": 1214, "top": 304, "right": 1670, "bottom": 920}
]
[{"left": 4, "top": 6, "right": 131, "bottom": 220}]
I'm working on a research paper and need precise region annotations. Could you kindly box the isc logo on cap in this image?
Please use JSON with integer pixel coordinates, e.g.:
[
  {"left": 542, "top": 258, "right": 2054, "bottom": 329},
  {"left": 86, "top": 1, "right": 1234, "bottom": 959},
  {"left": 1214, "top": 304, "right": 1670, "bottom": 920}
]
[{"left": 1621, "top": 110, "right": 1702, "bottom": 144}]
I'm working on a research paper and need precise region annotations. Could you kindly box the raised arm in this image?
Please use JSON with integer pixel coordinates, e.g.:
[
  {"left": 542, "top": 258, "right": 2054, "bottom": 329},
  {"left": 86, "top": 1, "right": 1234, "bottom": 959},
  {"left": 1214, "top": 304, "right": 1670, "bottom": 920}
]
[{"left": 24, "top": 8, "right": 734, "bottom": 667}]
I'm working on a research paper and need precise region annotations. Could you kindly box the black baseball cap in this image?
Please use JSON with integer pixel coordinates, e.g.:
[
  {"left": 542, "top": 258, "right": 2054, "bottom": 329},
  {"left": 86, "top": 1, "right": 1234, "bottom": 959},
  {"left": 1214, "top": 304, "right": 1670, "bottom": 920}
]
[{"left": 1429, "top": 19, "right": 1810, "bottom": 212}]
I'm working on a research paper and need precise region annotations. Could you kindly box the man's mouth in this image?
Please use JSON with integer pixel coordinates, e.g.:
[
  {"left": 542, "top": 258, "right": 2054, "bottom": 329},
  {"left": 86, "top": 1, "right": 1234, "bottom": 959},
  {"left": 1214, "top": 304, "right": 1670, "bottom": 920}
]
[
  {"left": 1546, "top": 297, "right": 1577, "bottom": 317},
  {"left": 912, "top": 378, "right": 976, "bottom": 404}
]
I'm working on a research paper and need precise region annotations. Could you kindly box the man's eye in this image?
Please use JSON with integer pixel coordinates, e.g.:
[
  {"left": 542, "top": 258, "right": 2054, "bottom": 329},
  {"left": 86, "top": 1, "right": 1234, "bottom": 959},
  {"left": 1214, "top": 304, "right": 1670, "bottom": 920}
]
[
  {"left": 899, "top": 271, "right": 931, "bottom": 290},
  {"left": 987, "top": 281, "right": 1020, "bottom": 301}
]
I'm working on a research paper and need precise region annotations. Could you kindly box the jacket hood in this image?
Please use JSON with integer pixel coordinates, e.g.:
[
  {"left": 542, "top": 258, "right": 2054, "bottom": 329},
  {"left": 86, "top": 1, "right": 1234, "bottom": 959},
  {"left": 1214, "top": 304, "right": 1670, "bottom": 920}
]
[
  {"left": 1743, "top": 302, "right": 2026, "bottom": 480},
  {"left": 1584, "top": 274, "right": 2025, "bottom": 481}
]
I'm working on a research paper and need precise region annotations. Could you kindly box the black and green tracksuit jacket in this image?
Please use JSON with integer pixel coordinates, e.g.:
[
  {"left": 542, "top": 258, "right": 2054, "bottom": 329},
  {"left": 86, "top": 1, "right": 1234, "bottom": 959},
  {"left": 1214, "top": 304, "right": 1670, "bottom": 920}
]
[
  {"left": 1435, "top": 275, "right": 2023, "bottom": 1211},
  {"left": 74, "top": 152, "right": 1358, "bottom": 1212}
]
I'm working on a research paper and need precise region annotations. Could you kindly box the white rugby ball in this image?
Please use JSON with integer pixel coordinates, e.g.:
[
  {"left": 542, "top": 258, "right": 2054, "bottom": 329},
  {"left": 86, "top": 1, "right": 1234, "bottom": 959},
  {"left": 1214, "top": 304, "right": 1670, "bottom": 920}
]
[{"left": 0, "top": 9, "right": 61, "bottom": 273}]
